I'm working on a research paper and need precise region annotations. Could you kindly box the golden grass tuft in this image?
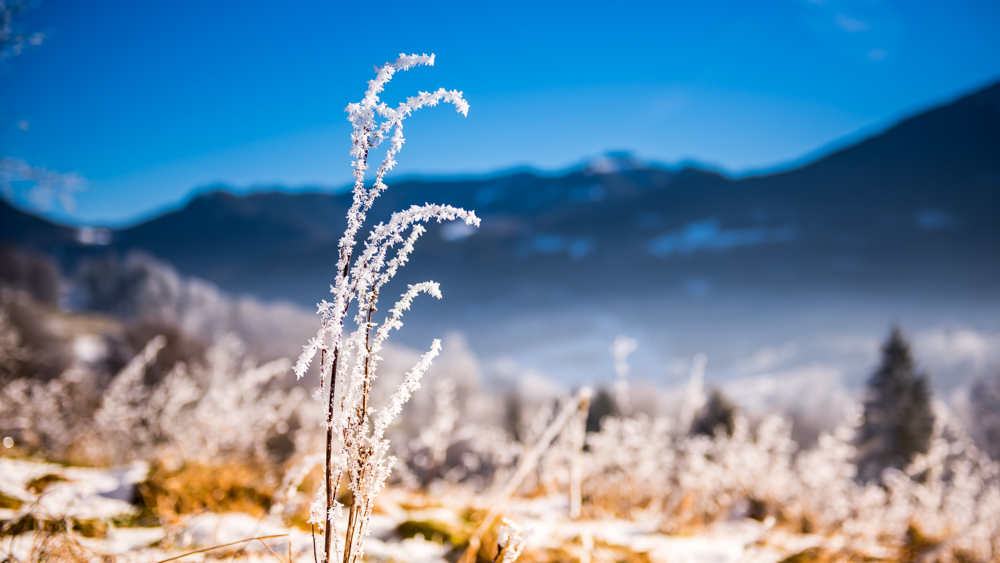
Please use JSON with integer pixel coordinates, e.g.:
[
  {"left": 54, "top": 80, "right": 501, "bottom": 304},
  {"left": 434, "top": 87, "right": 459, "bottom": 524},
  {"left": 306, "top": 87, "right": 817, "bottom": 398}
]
[
  {"left": 0, "top": 489, "right": 24, "bottom": 510},
  {"left": 26, "top": 473, "right": 69, "bottom": 495},
  {"left": 9, "top": 529, "right": 98, "bottom": 562},
  {"left": 512, "top": 538, "right": 654, "bottom": 563},
  {"left": 396, "top": 518, "right": 470, "bottom": 546},
  {"left": 134, "top": 460, "right": 277, "bottom": 525},
  {"left": 777, "top": 547, "right": 842, "bottom": 563},
  {"left": 900, "top": 524, "right": 945, "bottom": 563}
]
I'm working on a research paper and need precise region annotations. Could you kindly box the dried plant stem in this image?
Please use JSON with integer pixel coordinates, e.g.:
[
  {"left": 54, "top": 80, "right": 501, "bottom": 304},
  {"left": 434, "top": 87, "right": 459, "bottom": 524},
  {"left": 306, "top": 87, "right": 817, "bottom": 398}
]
[
  {"left": 155, "top": 534, "right": 289, "bottom": 563},
  {"left": 323, "top": 351, "right": 340, "bottom": 562},
  {"left": 569, "top": 391, "right": 591, "bottom": 520},
  {"left": 257, "top": 536, "right": 284, "bottom": 562},
  {"left": 297, "top": 53, "right": 473, "bottom": 563},
  {"left": 341, "top": 301, "right": 376, "bottom": 563},
  {"left": 343, "top": 470, "right": 371, "bottom": 563},
  {"left": 342, "top": 464, "right": 364, "bottom": 563},
  {"left": 461, "top": 388, "right": 592, "bottom": 563},
  {"left": 312, "top": 524, "right": 319, "bottom": 563}
]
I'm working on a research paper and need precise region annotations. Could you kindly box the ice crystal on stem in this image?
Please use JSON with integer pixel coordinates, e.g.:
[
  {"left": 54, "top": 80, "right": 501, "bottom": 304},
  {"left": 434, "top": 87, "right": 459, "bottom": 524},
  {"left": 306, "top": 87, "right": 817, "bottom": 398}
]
[
  {"left": 295, "top": 53, "right": 476, "bottom": 563},
  {"left": 495, "top": 517, "right": 526, "bottom": 563}
]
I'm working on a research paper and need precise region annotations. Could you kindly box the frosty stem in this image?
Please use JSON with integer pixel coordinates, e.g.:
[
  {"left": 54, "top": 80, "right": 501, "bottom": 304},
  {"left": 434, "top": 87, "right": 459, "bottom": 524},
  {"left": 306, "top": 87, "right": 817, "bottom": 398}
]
[
  {"left": 295, "top": 54, "right": 475, "bottom": 563},
  {"left": 323, "top": 350, "right": 339, "bottom": 562}
]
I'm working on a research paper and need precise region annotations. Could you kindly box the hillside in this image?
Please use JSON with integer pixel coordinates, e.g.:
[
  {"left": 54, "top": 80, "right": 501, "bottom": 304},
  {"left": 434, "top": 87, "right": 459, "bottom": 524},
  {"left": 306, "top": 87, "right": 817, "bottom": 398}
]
[
  {"left": 91, "top": 81, "right": 1000, "bottom": 303},
  {"left": 3, "top": 80, "right": 999, "bottom": 383}
]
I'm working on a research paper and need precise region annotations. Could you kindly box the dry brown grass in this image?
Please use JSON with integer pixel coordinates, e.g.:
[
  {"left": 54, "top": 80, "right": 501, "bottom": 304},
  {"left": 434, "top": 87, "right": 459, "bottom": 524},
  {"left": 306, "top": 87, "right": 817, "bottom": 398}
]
[
  {"left": 0, "top": 523, "right": 111, "bottom": 562},
  {"left": 0, "top": 490, "right": 24, "bottom": 510},
  {"left": 24, "top": 474, "right": 68, "bottom": 495},
  {"left": 513, "top": 537, "right": 654, "bottom": 563},
  {"left": 395, "top": 518, "right": 471, "bottom": 547},
  {"left": 134, "top": 460, "right": 277, "bottom": 525},
  {"left": 777, "top": 547, "right": 855, "bottom": 563}
]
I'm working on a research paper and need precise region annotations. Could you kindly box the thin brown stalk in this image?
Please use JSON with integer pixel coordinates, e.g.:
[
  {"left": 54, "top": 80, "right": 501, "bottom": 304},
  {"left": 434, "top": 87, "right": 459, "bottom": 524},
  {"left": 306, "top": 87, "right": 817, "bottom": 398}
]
[
  {"left": 257, "top": 536, "right": 285, "bottom": 563},
  {"left": 343, "top": 495, "right": 358, "bottom": 563},
  {"left": 340, "top": 300, "right": 377, "bottom": 563},
  {"left": 342, "top": 461, "right": 369, "bottom": 563},
  {"left": 360, "top": 300, "right": 376, "bottom": 416},
  {"left": 302, "top": 54, "right": 470, "bottom": 563},
  {"left": 324, "top": 352, "right": 340, "bottom": 561},
  {"left": 311, "top": 523, "right": 319, "bottom": 563},
  {"left": 155, "top": 534, "right": 289, "bottom": 563},
  {"left": 570, "top": 392, "right": 591, "bottom": 520}
]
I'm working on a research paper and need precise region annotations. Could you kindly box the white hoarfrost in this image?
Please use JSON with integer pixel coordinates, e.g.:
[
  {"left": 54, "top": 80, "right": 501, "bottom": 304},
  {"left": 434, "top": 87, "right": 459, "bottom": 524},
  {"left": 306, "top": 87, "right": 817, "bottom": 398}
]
[
  {"left": 294, "top": 53, "right": 477, "bottom": 563},
  {"left": 496, "top": 517, "right": 526, "bottom": 563}
]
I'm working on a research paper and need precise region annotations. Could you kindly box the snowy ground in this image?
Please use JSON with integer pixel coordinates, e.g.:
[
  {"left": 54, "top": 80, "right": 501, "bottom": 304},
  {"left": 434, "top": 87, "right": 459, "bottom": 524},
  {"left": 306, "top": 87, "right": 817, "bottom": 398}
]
[{"left": 0, "top": 457, "right": 839, "bottom": 563}]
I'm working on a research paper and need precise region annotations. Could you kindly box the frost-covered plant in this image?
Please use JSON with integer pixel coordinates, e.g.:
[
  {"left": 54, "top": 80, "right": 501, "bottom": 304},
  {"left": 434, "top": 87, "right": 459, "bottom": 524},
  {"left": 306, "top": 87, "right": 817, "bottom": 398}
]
[
  {"left": 67, "top": 333, "right": 300, "bottom": 465},
  {"left": 0, "top": 326, "right": 303, "bottom": 466},
  {"left": 71, "top": 335, "right": 165, "bottom": 463},
  {"left": 0, "top": 305, "right": 24, "bottom": 377},
  {"left": 792, "top": 402, "right": 862, "bottom": 530},
  {"left": 534, "top": 389, "right": 591, "bottom": 513},
  {"left": 293, "top": 53, "right": 476, "bottom": 563},
  {"left": 611, "top": 335, "right": 637, "bottom": 417},
  {"left": 394, "top": 371, "right": 519, "bottom": 491},
  {"left": 459, "top": 389, "right": 591, "bottom": 563},
  {"left": 74, "top": 251, "right": 318, "bottom": 363},
  {"left": 568, "top": 388, "right": 589, "bottom": 519},
  {"left": 575, "top": 388, "right": 1000, "bottom": 561},
  {"left": 482, "top": 340, "right": 995, "bottom": 560},
  {"left": 270, "top": 452, "right": 326, "bottom": 523},
  {"left": 494, "top": 517, "right": 526, "bottom": 563},
  {"left": 871, "top": 402, "right": 1000, "bottom": 560},
  {"left": 583, "top": 413, "right": 676, "bottom": 517},
  {"left": 589, "top": 412, "right": 799, "bottom": 527},
  {"left": 677, "top": 353, "right": 707, "bottom": 435},
  {"left": 0, "top": 374, "right": 80, "bottom": 455},
  {"left": 0, "top": 294, "right": 100, "bottom": 455},
  {"left": 139, "top": 335, "right": 300, "bottom": 463},
  {"left": 0, "top": 289, "right": 71, "bottom": 383},
  {"left": 970, "top": 369, "right": 1000, "bottom": 460},
  {"left": 407, "top": 376, "right": 460, "bottom": 486}
]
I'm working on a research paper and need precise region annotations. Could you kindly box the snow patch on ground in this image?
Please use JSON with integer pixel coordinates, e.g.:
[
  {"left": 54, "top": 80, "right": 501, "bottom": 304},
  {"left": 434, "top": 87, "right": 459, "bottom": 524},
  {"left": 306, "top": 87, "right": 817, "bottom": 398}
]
[
  {"left": 0, "top": 458, "right": 147, "bottom": 520},
  {"left": 1, "top": 461, "right": 832, "bottom": 563}
]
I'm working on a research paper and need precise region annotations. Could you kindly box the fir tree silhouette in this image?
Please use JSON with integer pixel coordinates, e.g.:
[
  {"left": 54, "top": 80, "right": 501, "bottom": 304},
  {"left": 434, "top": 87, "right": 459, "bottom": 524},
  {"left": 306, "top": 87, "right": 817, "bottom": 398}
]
[
  {"left": 970, "top": 370, "right": 1000, "bottom": 460},
  {"left": 585, "top": 387, "right": 619, "bottom": 433},
  {"left": 692, "top": 388, "right": 737, "bottom": 437},
  {"left": 855, "top": 326, "right": 935, "bottom": 483}
]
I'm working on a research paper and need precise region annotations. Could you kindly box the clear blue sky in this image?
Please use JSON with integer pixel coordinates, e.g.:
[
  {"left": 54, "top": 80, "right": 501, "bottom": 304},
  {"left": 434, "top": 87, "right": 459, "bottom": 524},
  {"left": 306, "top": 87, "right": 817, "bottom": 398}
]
[{"left": 2, "top": 0, "right": 999, "bottom": 226}]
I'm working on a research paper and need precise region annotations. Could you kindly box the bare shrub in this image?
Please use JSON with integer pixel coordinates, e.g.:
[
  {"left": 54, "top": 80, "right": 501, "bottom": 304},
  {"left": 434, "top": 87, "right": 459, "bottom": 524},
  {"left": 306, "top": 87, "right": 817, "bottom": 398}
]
[
  {"left": 969, "top": 369, "right": 1000, "bottom": 460},
  {"left": 74, "top": 251, "right": 317, "bottom": 364},
  {"left": 0, "top": 289, "right": 70, "bottom": 384},
  {"left": 0, "top": 243, "right": 61, "bottom": 306}
]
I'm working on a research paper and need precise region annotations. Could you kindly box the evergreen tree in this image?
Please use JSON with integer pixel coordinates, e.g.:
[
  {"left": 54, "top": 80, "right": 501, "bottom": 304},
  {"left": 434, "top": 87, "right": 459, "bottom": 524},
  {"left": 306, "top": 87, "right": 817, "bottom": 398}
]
[
  {"left": 585, "top": 387, "right": 619, "bottom": 433},
  {"left": 692, "top": 388, "right": 737, "bottom": 437},
  {"left": 969, "top": 370, "right": 1000, "bottom": 460},
  {"left": 855, "top": 327, "right": 935, "bottom": 482}
]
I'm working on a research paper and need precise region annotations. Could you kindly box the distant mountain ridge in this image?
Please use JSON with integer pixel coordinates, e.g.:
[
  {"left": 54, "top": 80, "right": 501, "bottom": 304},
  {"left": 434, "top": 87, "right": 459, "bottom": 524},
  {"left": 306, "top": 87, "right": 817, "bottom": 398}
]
[{"left": 3, "top": 80, "right": 999, "bottom": 313}]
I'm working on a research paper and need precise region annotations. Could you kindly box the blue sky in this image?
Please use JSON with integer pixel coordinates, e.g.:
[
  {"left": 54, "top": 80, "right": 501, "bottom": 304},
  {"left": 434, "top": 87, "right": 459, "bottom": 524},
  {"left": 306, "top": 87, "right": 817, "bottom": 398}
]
[{"left": 1, "top": 0, "right": 998, "bottom": 226}]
